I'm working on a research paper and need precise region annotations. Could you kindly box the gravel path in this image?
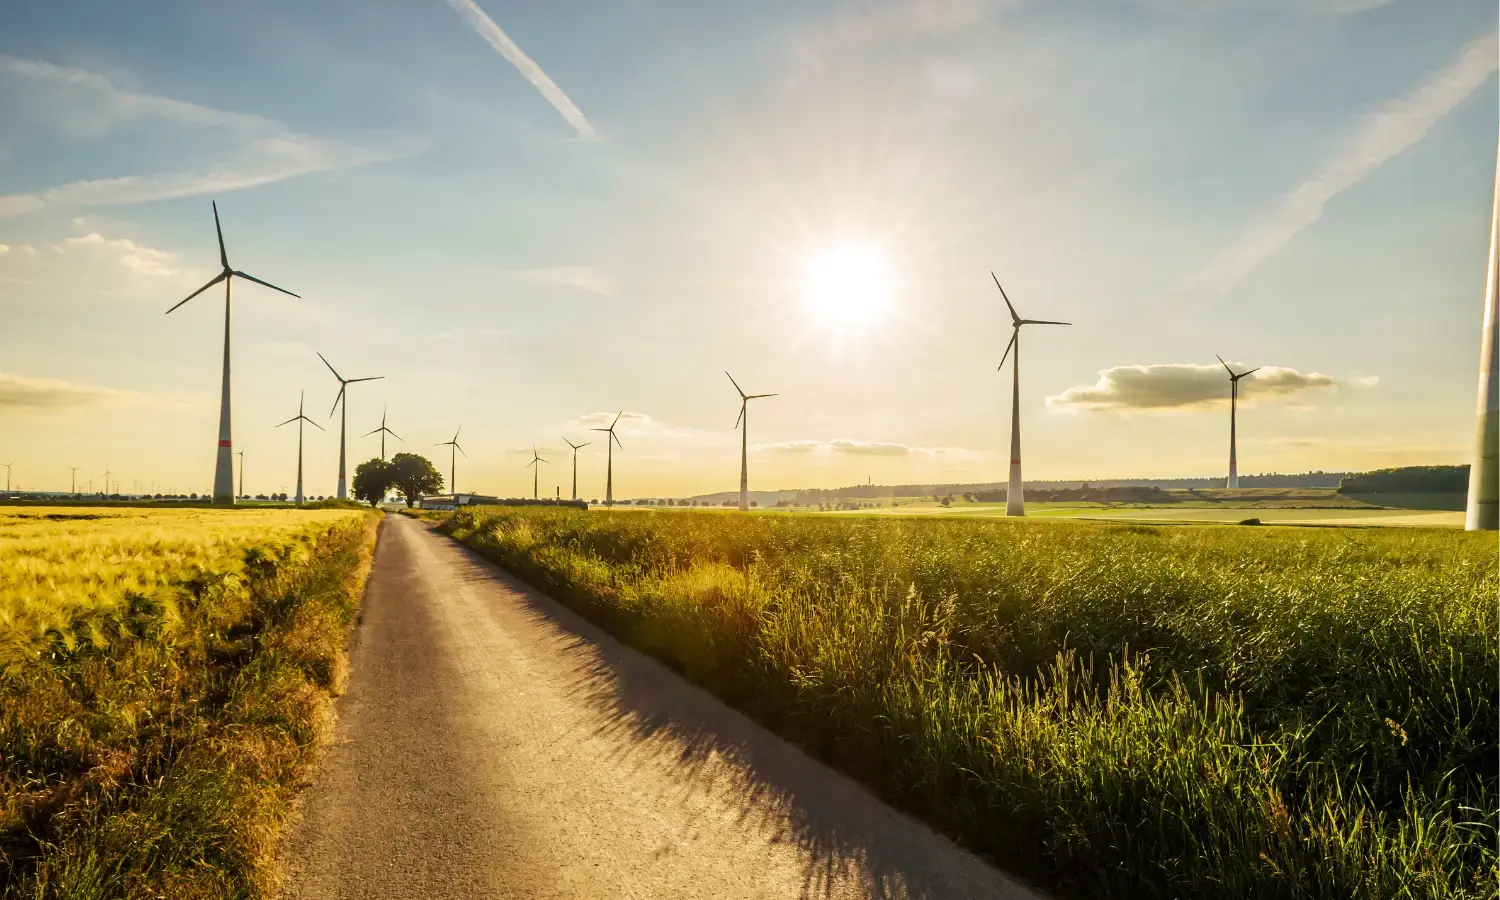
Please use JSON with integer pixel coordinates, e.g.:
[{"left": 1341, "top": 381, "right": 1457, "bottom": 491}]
[{"left": 279, "top": 514, "right": 1044, "bottom": 900}]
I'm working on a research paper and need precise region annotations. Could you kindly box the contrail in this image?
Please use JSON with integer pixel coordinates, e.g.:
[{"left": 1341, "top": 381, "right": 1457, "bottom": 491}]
[
  {"left": 443, "top": 0, "right": 598, "bottom": 141},
  {"left": 1193, "top": 31, "right": 1498, "bottom": 295}
]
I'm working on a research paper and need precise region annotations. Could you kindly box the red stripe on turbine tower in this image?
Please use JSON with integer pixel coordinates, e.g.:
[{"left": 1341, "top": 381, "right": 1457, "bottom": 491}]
[
  {"left": 219, "top": 440, "right": 232, "bottom": 447},
  {"left": 1011, "top": 458, "right": 1020, "bottom": 464}
]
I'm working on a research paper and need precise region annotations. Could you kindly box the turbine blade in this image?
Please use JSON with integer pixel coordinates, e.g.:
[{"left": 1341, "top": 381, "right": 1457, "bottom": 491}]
[
  {"left": 613, "top": 431, "right": 623, "bottom": 449},
  {"left": 317, "top": 352, "right": 344, "bottom": 382},
  {"left": 725, "top": 371, "right": 746, "bottom": 399},
  {"left": 997, "top": 329, "right": 1018, "bottom": 371},
  {"left": 579, "top": 442, "right": 591, "bottom": 449},
  {"left": 1242, "top": 367, "right": 1261, "bottom": 378},
  {"left": 611, "top": 410, "right": 622, "bottom": 429},
  {"left": 346, "top": 376, "right": 384, "bottom": 384},
  {"left": 232, "top": 270, "right": 300, "bottom": 298},
  {"left": 990, "top": 272, "right": 1021, "bottom": 324},
  {"left": 165, "top": 272, "right": 227, "bottom": 314},
  {"left": 276, "top": 415, "right": 299, "bottom": 428},
  {"left": 748, "top": 393, "right": 777, "bottom": 399},
  {"left": 1216, "top": 354, "right": 1233, "bottom": 377},
  {"left": 1020, "top": 319, "right": 1070, "bottom": 326},
  {"left": 456, "top": 444, "right": 467, "bottom": 458},
  {"left": 735, "top": 403, "right": 745, "bottom": 430},
  {"left": 213, "top": 201, "right": 228, "bottom": 270},
  {"left": 362, "top": 426, "right": 381, "bottom": 437},
  {"left": 305, "top": 416, "right": 326, "bottom": 431},
  {"left": 329, "top": 385, "right": 345, "bottom": 418},
  {"left": 590, "top": 428, "right": 609, "bottom": 433},
  {"left": 388, "top": 429, "right": 404, "bottom": 442}
]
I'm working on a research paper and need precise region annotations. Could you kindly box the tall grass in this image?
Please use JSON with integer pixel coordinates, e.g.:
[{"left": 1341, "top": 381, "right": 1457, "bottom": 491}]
[
  {"left": 441, "top": 507, "right": 1497, "bottom": 899},
  {"left": 1, "top": 508, "right": 378, "bottom": 898}
]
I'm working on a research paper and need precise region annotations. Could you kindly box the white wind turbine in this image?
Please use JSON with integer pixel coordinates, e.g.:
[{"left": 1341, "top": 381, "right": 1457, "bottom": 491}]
[{"left": 991, "top": 272, "right": 1069, "bottom": 517}]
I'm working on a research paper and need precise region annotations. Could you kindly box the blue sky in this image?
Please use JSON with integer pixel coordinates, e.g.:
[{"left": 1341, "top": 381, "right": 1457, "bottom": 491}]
[{"left": 0, "top": 0, "right": 1495, "bottom": 498}]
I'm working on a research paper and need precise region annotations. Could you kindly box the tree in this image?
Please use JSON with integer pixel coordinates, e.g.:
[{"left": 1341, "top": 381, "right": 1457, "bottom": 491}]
[
  {"left": 388, "top": 452, "right": 444, "bottom": 507},
  {"left": 353, "top": 458, "right": 396, "bottom": 507}
]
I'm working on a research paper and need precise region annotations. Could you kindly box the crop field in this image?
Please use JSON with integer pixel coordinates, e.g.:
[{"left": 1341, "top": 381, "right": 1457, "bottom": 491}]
[
  {"left": 0, "top": 507, "right": 378, "bottom": 897},
  {"left": 440, "top": 506, "right": 1496, "bottom": 900},
  {"left": 827, "top": 502, "right": 1465, "bottom": 528}
]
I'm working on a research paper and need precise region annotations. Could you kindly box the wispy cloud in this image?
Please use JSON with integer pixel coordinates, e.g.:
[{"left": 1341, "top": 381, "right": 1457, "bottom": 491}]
[
  {"left": 1048, "top": 363, "right": 1342, "bottom": 412},
  {"left": 789, "top": 0, "right": 1015, "bottom": 83},
  {"left": 443, "top": 0, "right": 598, "bottom": 140},
  {"left": 1192, "top": 32, "right": 1499, "bottom": 295},
  {"left": 0, "top": 371, "right": 140, "bottom": 411},
  {"left": 0, "top": 56, "right": 428, "bottom": 219},
  {"left": 0, "top": 229, "right": 183, "bottom": 283},
  {"left": 1138, "top": 0, "right": 1398, "bottom": 14},
  {"left": 515, "top": 265, "right": 616, "bottom": 296},
  {"left": 754, "top": 438, "right": 979, "bottom": 457}
]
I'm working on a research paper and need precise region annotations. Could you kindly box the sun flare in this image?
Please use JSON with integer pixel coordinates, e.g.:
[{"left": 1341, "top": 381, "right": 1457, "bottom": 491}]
[{"left": 801, "top": 244, "right": 893, "bottom": 329}]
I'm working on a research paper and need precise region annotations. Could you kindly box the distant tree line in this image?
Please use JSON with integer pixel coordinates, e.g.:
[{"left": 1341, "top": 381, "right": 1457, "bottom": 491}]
[
  {"left": 789, "top": 472, "right": 1351, "bottom": 504},
  {"left": 1337, "top": 465, "right": 1470, "bottom": 495}
]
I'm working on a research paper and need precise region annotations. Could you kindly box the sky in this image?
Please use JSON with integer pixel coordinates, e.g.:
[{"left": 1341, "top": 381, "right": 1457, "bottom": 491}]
[{"left": 0, "top": 0, "right": 1496, "bottom": 499}]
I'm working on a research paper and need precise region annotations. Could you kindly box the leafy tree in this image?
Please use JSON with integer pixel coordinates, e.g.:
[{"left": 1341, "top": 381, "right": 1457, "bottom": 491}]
[
  {"left": 353, "top": 458, "right": 396, "bottom": 508},
  {"left": 389, "top": 452, "right": 444, "bottom": 507}
]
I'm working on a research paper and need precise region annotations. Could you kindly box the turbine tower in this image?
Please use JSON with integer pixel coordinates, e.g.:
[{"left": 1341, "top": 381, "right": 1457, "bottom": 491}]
[
  {"left": 563, "top": 438, "right": 590, "bottom": 501},
  {"left": 590, "top": 412, "right": 624, "bottom": 506},
  {"left": 363, "top": 407, "right": 404, "bottom": 460},
  {"left": 1466, "top": 133, "right": 1500, "bottom": 531},
  {"left": 726, "top": 372, "right": 776, "bottom": 512},
  {"left": 318, "top": 353, "right": 383, "bottom": 500},
  {"left": 236, "top": 451, "right": 245, "bottom": 499},
  {"left": 437, "top": 427, "right": 466, "bottom": 495},
  {"left": 527, "top": 446, "right": 549, "bottom": 500},
  {"left": 166, "top": 202, "right": 300, "bottom": 505},
  {"left": 277, "top": 390, "right": 325, "bottom": 507},
  {"left": 102, "top": 467, "right": 114, "bottom": 497},
  {"left": 991, "top": 273, "right": 1069, "bottom": 516},
  {"left": 68, "top": 465, "right": 79, "bottom": 495},
  {"left": 1217, "top": 355, "right": 1261, "bottom": 489}
]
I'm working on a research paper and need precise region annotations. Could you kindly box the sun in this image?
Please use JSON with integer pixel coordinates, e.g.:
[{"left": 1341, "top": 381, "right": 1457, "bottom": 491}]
[{"left": 801, "top": 244, "right": 893, "bottom": 330}]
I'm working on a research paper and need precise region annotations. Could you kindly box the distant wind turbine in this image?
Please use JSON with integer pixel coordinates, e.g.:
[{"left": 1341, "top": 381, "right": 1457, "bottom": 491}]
[
  {"left": 166, "top": 202, "right": 300, "bottom": 505},
  {"left": 102, "top": 466, "right": 114, "bottom": 497},
  {"left": 437, "top": 427, "right": 466, "bottom": 495},
  {"left": 277, "top": 390, "right": 325, "bottom": 507},
  {"left": 2, "top": 461, "right": 13, "bottom": 492},
  {"left": 527, "top": 446, "right": 549, "bottom": 500},
  {"left": 1217, "top": 355, "right": 1261, "bottom": 489},
  {"left": 318, "top": 353, "right": 383, "bottom": 500},
  {"left": 236, "top": 450, "right": 246, "bottom": 499},
  {"left": 363, "top": 406, "right": 404, "bottom": 460},
  {"left": 563, "top": 438, "right": 590, "bottom": 501},
  {"left": 726, "top": 372, "right": 776, "bottom": 512},
  {"left": 68, "top": 465, "right": 80, "bottom": 495},
  {"left": 992, "top": 272, "right": 1069, "bottom": 517},
  {"left": 590, "top": 412, "right": 624, "bottom": 506}
]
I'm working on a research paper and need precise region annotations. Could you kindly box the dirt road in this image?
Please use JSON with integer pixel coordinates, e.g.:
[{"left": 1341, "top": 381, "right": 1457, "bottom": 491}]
[{"left": 280, "top": 515, "right": 1042, "bottom": 900}]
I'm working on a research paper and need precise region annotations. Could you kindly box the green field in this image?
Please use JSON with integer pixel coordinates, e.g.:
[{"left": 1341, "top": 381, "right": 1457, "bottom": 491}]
[
  {"left": 817, "top": 500, "right": 1466, "bottom": 528},
  {"left": 440, "top": 506, "right": 1496, "bottom": 900},
  {"left": 1, "top": 507, "right": 378, "bottom": 897}
]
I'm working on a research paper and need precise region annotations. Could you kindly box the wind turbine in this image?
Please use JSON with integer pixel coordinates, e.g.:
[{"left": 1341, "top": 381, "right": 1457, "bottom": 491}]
[
  {"left": 68, "top": 466, "right": 80, "bottom": 495},
  {"left": 1216, "top": 355, "right": 1261, "bottom": 489},
  {"left": 726, "top": 372, "right": 776, "bottom": 512},
  {"left": 363, "top": 407, "right": 403, "bottom": 460},
  {"left": 236, "top": 451, "right": 246, "bottom": 499},
  {"left": 527, "top": 446, "right": 549, "bottom": 500},
  {"left": 1466, "top": 134, "right": 1499, "bottom": 531},
  {"left": 992, "top": 273, "right": 1069, "bottom": 517},
  {"left": 165, "top": 202, "right": 300, "bottom": 505},
  {"left": 318, "top": 353, "right": 383, "bottom": 500},
  {"left": 563, "top": 438, "right": 591, "bottom": 501},
  {"left": 102, "top": 466, "right": 114, "bottom": 497},
  {"left": 2, "top": 461, "right": 13, "bottom": 492},
  {"left": 437, "top": 427, "right": 466, "bottom": 495},
  {"left": 277, "top": 390, "right": 325, "bottom": 507},
  {"left": 590, "top": 412, "right": 624, "bottom": 506}
]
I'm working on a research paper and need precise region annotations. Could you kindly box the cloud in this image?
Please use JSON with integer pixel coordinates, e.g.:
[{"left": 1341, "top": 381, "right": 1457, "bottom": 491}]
[
  {"left": 52, "top": 233, "right": 180, "bottom": 277},
  {"left": 443, "top": 0, "right": 598, "bottom": 140},
  {"left": 0, "top": 371, "right": 139, "bottom": 411},
  {"left": 1191, "top": 32, "right": 1498, "bottom": 295},
  {"left": 789, "top": 0, "right": 1017, "bottom": 83},
  {"left": 0, "top": 56, "right": 428, "bottom": 219},
  {"left": 754, "top": 438, "right": 978, "bottom": 457},
  {"left": 1137, "top": 0, "right": 1397, "bottom": 14},
  {"left": 1048, "top": 363, "right": 1341, "bottom": 412},
  {"left": 0, "top": 229, "right": 186, "bottom": 288},
  {"left": 515, "top": 265, "right": 616, "bottom": 296},
  {"left": 755, "top": 440, "right": 825, "bottom": 454}
]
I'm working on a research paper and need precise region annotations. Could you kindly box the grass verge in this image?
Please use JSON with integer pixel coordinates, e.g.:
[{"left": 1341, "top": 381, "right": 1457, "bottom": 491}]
[
  {"left": 1, "top": 509, "right": 379, "bottom": 899},
  {"left": 438, "top": 506, "right": 1497, "bottom": 900}
]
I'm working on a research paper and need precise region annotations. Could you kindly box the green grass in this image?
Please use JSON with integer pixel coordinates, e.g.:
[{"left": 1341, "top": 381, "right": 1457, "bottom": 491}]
[
  {"left": 1, "top": 507, "right": 379, "bottom": 898},
  {"left": 439, "top": 506, "right": 1496, "bottom": 899}
]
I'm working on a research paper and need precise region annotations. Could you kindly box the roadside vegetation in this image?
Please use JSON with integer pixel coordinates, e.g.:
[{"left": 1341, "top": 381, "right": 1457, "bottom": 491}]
[
  {"left": 0, "top": 507, "right": 379, "bottom": 898},
  {"left": 439, "top": 506, "right": 1496, "bottom": 900}
]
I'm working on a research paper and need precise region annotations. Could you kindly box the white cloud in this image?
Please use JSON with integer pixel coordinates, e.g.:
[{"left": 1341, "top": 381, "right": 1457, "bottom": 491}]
[
  {"left": 1047, "top": 363, "right": 1342, "bottom": 412},
  {"left": 52, "top": 233, "right": 180, "bottom": 278},
  {"left": 515, "top": 265, "right": 616, "bottom": 296},
  {"left": 0, "top": 244, "right": 9, "bottom": 255},
  {"left": 1191, "top": 32, "right": 1499, "bottom": 295},
  {"left": 443, "top": 0, "right": 598, "bottom": 140},
  {"left": 754, "top": 438, "right": 979, "bottom": 457},
  {"left": 789, "top": 0, "right": 1018, "bottom": 83},
  {"left": 0, "top": 371, "right": 140, "bottom": 411},
  {"left": 0, "top": 56, "right": 428, "bottom": 219}
]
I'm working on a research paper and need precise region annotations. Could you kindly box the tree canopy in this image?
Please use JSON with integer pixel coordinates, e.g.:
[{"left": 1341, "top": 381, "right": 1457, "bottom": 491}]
[
  {"left": 352, "top": 458, "right": 395, "bottom": 507},
  {"left": 389, "top": 452, "right": 444, "bottom": 507}
]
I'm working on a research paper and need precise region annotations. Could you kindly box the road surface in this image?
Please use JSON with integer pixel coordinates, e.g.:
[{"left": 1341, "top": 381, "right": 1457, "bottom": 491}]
[{"left": 279, "top": 515, "right": 1044, "bottom": 900}]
